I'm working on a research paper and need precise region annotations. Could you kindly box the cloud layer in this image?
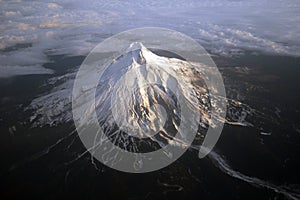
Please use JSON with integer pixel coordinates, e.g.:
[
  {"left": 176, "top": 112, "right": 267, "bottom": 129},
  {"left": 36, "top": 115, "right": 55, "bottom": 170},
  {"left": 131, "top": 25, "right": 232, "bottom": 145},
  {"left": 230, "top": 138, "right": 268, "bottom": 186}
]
[{"left": 1, "top": 0, "right": 300, "bottom": 77}]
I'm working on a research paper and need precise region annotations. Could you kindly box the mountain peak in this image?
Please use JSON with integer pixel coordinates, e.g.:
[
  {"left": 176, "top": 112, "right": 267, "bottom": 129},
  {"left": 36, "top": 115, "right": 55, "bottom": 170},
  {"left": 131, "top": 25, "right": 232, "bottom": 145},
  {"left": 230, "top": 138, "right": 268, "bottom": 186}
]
[
  {"left": 127, "top": 42, "right": 156, "bottom": 62},
  {"left": 107, "top": 42, "right": 158, "bottom": 70},
  {"left": 128, "top": 42, "right": 148, "bottom": 51}
]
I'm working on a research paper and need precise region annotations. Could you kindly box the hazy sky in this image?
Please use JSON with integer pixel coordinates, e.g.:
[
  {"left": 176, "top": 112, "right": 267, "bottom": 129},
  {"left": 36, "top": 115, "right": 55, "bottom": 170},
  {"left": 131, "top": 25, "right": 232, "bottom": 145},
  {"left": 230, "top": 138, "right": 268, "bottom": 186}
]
[{"left": 1, "top": 0, "right": 299, "bottom": 77}]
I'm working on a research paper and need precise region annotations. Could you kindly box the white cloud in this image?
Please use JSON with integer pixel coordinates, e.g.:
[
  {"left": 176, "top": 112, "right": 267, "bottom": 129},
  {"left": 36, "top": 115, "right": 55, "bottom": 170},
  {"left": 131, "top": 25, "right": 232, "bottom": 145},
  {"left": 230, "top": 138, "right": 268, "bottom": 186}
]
[
  {"left": 0, "top": 0, "right": 300, "bottom": 77},
  {"left": 0, "top": 65, "right": 53, "bottom": 78}
]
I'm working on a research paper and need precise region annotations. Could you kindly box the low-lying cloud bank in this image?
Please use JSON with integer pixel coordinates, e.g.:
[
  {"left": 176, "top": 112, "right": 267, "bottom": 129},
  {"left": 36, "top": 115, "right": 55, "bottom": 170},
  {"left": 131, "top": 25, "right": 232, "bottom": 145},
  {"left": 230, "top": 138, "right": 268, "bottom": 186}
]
[{"left": 1, "top": 0, "right": 299, "bottom": 77}]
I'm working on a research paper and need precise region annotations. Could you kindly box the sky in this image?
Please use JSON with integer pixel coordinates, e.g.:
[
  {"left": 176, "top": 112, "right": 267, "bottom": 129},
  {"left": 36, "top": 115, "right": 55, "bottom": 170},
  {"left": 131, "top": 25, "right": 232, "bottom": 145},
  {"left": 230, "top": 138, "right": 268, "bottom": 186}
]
[{"left": 0, "top": 0, "right": 300, "bottom": 77}]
